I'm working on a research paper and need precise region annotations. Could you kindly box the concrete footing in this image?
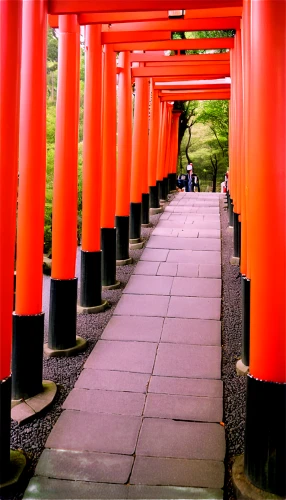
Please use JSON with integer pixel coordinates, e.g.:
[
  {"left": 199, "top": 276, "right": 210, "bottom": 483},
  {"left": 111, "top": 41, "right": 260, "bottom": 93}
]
[
  {"left": 77, "top": 300, "right": 109, "bottom": 315},
  {"left": 150, "top": 207, "right": 163, "bottom": 215},
  {"left": 232, "top": 455, "right": 283, "bottom": 500},
  {"left": 44, "top": 336, "right": 87, "bottom": 358},
  {"left": 11, "top": 381, "right": 57, "bottom": 424},
  {"left": 116, "top": 258, "right": 133, "bottom": 266},
  {"left": 236, "top": 359, "right": 249, "bottom": 376},
  {"left": 129, "top": 239, "right": 144, "bottom": 250},
  {"left": 141, "top": 223, "right": 151, "bottom": 228},
  {"left": 102, "top": 280, "right": 121, "bottom": 290},
  {"left": 230, "top": 256, "right": 240, "bottom": 266},
  {"left": 0, "top": 451, "right": 26, "bottom": 491}
]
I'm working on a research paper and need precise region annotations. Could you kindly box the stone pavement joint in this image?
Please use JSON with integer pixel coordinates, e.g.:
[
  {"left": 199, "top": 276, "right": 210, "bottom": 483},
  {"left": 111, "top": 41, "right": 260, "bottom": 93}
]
[{"left": 24, "top": 193, "right": 225, "bottom": 499}]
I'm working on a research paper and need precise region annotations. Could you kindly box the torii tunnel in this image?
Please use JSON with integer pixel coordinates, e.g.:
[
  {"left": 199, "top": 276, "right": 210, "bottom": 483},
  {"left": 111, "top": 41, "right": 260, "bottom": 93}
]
[{"left": 0, "top": 0, "right": 285, "bottom": 497}]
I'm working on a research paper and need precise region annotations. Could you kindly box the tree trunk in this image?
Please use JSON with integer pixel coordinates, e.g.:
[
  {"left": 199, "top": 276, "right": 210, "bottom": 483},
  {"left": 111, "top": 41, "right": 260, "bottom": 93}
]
[{"left": 185, "top": 126, "right": 192, "bottom": 164}]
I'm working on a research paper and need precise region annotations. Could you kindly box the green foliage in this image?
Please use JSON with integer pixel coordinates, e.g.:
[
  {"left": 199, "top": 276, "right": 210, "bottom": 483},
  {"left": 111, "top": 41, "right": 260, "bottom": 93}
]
[{"left": 179, "top": 101, "right": 229, "bottom": 191}]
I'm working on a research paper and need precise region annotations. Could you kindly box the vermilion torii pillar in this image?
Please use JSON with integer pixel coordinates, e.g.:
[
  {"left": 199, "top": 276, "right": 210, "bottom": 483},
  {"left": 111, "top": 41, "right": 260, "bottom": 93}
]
[
  {"left": 101, "top": 44, "right": 120, "bottom": 288},
  {"left": 129, "top": 76, "right": 149, "bottom": 247},
  {"left": 0, "top": 0, "right": 25, "bottom": 487},
  {"left": 13, "top": 0, "right": 49, "bottom": 397},
  {"left": 148, "top": 87, "right": 162, "bottom": 214},
  {"left": 242, "top": 0, "right": 286, "bottom": 496},
  {"left": 169, "top": 110, "right": 181, "bottom": 191},
  {"left": 157, "top": 101, "right": 168, "bottom": 202},
  {"left": 46, "top": 15, "right": 86, "bottom": 355},
  {"left": 78, "top": 24, "right": 107, "bottom": 313},
  {"left": 140, "top": 78, "right": 150, "bottom": 227},
  {"left": 116, "top": 51, "right": 133, "bottom": 265}
]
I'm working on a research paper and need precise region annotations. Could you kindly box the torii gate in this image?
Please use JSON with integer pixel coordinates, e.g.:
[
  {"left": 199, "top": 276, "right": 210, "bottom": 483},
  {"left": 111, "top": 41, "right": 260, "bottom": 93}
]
[{"left": 0, "top": 1, "right": 285, "bottom": 497}]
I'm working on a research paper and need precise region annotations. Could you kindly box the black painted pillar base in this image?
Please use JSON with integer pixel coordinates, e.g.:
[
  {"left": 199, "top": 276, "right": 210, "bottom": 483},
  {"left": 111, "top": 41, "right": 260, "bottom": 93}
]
[
  {"left": 238, "top": 220, "right": 241, "bottom": 259},
  {"left": 169, "top": 173, "right": 177, "bottom": 192},
  {"left": 116, "top": 216, "right": 130, "bottom": 262},
  {"left": 244, "top": 375, "right": 286, "bottom": 497},
  {"left": 48, "top": 277, "right": 77, "bottom": 350},
  {"left": 141, "top": 193, "right": 150, "bottom": 226},
  {"left": 233, "top": 212, "right": 240, "bottom": 257},
  {"left": 241, "top": 276, "right": 250, "bottom": 367},
  {"left": 79, "top": 250, "right": 103, "bottom": 309},
  {"left": 162, "top": 177, "right": 168, "bottom": 200},
  {"left": 229, "top": 198, "right": 234, "bottom": 227},
  {"left": 101, "top": 227, "right": 118, "bottom": 288},
  {"left": 157, "top": 180, "right": 164, "bottom": 202},
  {"left": 149, "top": 185, "right": 159, "bottom": 209},
  {"left": 0, "top": 376, "right": 11, "bottom": 484},
  {"left": 130, "top": 202, "right": 141, "bottom": 241},
  {"left": 12, "top": 312, "right": 44, "bottom": 400}
]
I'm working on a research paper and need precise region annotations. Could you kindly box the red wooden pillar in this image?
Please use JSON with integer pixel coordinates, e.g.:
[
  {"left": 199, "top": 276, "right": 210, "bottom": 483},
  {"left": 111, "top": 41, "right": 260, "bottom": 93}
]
[
  {"left": 140, "top": 78, "right": 150, "bottom": 227},
  {"left": 130, "top": 76, "right": 149, "bottom": 243},
  {"left": 78, "top": 25, "right": 107, "bottom": 313},
  {"left": 164, "top": 103, "right": 174, "bottom": 194},
  {"left": 169, "top": 111, "right": 181, "bottom": 191},
  {"left": 0, "top": 0, "right": 23, "bottom": 485},
  {"left": 12, "top": 0, "right": 48, "bottom": 400},
  {"left": 157, "top": 101, "right": 168, "bottom": 201},
  {"left": 101, "top": 44, "right": 119, "bottom": 287},
  {"left": 239, "top": 0, "right": 251, "bottom": 369},
  {"left": 231, "top": 30, "right": 243, "bottom": 261},
  {"left": 47, "top": 15, "right": 86, "bottom": 354},
  {"left": 244, "top": 0, "right": 286, "bottom": 495},
  {"left": 148, "top": 87, "right": 161, "bottom": 212},
  {"left": 116, "top": 51, "right": 133, "bottom": 264}
]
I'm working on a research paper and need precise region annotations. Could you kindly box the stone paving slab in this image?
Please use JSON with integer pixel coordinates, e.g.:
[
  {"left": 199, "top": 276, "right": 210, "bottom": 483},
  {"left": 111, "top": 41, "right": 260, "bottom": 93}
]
[
  {"left": 146, "top": 236, "right": 220, "bottom": 251},
  {"left": 153, "top": 343, "right": 221, "bottom": 379},
  {"left": 130, "top": 456, "right": 224, "bottom": 488},
  {"left": 63, "top": 388, "right": 146, "bottom": 416},
  {"left": 36, "top": 449, "right": 133, "bottom": 484},
  {"left": 123, "top": 275, "right": 173, "bottom": 295},
  {"left": 23, "top": 478, "right": 129, "bottom": 499},
  {"left": 114, "top": 294, "right": 170, "bottom": 317},
  {"left": 171, "top": 277, "right": 221, "bottom": 298},
  {"left": 199, "top": 264, "right": 222, "bottom": 278},
  {"left": 128, "top": 485, "right": 223, "bottom": 499},
  {"left": 157, "top": 262, "right": 178, "bottom": 276},
  {"left": 148, "top": 376, "right": 223, "bottom": 398},
  {"left": 144, "top": 393, "right": 223, "bottom": 422},
  {"left": 133, "top": 261, "right": 160, "bottom": 275},
  {"left": 198, "top": 229, "right": 221, "bottom": 239},
  {"left": 176, "top": 263, "right": 199, "bottom": 277},
  {"left": 46, "top": 410, "right": 142, "bottom": 454},
  {"left": 189, "top": 220, "right": 220, "bottom": 229},
  {"left": 161, "top": 317, "right": 221, "bottom": 345},
  {"left": 167, "top": 250, "right": 221, "bottom": 265},
  {"left": 140, "top": 248, "right": 169, "bottom": 262},
  {"left": 102, "top": 316, "right": 164, "bottom": 342},
  {"left": 167, "top": 296, "right": 221, "bottom": 321},
  {"left": 129, "top": 485, "right": 223, "bottom": 500},
  {"left": 75, "top": 369, "right": 150, "bottom": 393},
  {"left": 84, "top": 340, "right": 158, "bottom": 374},
  {"left": 158, "top": 220, "right": 220, "bottom": 230},
  {"left": 136, "top": 418, "right": 225, "bottom": 460}
]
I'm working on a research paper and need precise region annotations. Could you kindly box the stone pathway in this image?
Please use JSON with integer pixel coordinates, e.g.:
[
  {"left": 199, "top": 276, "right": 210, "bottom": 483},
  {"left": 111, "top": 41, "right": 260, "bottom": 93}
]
[{"left": 24, "top": 193, "right": 225, "bottom": 500}]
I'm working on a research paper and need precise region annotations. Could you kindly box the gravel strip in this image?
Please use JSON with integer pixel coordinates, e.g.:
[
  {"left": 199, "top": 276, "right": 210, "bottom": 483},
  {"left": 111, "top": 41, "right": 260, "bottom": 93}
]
[
  {"left": 3, "top": 194, "right": 247, "bottom": 500},
  {"left": 220, "top": 197, "right": 247, "bottom": 500}
]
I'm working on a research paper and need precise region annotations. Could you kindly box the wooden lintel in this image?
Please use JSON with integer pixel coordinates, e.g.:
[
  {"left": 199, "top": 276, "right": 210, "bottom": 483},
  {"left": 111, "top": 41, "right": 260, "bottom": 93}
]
[
  {"left": 102, "top": 31, "right": 171, "bottom": 44},
  {"left": 113, "top": 38, "right": 234, "bottom": 51},
  {"left": 101, "top": 17, "right": 240, "bottom": 31},
  {"left": 48, "top": 1, "right": 243, "bottom": 15},
  {"left": 132, "top": 64, "right": 230, "bottom": 78}
]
